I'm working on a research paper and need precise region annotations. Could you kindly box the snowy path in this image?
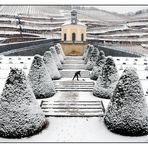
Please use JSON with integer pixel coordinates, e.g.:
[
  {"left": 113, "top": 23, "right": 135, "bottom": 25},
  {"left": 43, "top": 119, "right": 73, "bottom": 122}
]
[{"left": 40, "top": 56, "right": 105, "bottom": 117}]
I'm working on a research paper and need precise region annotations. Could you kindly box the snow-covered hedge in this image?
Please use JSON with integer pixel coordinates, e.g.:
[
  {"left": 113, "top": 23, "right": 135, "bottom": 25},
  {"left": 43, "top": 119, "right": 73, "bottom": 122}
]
[
  {"left": 56, "top": 43, "right": 65, "bottom": 59},
  {"left": 0, "top": 68, "right": 47, "bottom": 138},
  {"left": 49, "top": 46, "right": 63, "bottom": 70},
  {"left": 55, "top": 44, "right": 64, "bottom": 64},
  {"left": 104, "top": 67, "right": 148, "bottom": 136},
  {"left": 83, "top": 44, "right": 91, "bottom": 60},
  {"left": 84, "top": 44, "right": 94, "bottom": 64},
  {"left": 43, "top": 51, "right": 61, "bottom": 80},
  {"left": 145, "top": 66, "right": 148, "bottom": 71},
  {"left": 90, "top": 50, "right": 106, "bottom": 80},
  {"left": 93, "top": 56, "right": 119, "bottom": 99},
  {"left": 0, "top": 54, "right": 4, "bottom": 60},
  {"left": 86, "top": 47, "right": 99, "bottom": 71},
  {"left": 28, "top": 54, "right": 56, "bottom": 99},
  {"left": 119, "top": 65, "right": 123, "bottom": 70}
]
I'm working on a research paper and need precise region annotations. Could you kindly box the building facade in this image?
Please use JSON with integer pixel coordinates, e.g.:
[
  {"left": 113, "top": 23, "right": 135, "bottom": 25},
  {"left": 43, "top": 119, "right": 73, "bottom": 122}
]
[{"left": 61, "top": 10, "right": 87, "bottom": 56}]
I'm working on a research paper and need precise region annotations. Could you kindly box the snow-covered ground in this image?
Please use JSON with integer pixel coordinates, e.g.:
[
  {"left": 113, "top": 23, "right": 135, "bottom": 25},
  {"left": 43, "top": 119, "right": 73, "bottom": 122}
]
[
  {"left": 1, "top": 116, "right": 148, "bottom": 142},
  {"left": 0, "top": 89, "right": 148, "bottom": 142},
  {"left": 0, "top": 89, "right": 148, "bottom": 143},
  {"left": 0, "top": 56, "right": 148, "bottom": 142}
]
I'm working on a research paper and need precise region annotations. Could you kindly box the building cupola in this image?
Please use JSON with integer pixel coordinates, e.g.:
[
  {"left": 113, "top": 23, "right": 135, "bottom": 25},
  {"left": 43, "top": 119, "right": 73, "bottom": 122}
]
[
  {"left": 61, "top": 9, "right": 87, "bottom": 56},
  {"left": 71, "top": 10, "right": 77, "bottom": 24}
]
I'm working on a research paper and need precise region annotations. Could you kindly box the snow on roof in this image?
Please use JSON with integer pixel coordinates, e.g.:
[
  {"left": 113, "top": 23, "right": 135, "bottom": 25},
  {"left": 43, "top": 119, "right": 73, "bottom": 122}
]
[{"left": 62, "top": 20, "right": 86, "bottom": 27}]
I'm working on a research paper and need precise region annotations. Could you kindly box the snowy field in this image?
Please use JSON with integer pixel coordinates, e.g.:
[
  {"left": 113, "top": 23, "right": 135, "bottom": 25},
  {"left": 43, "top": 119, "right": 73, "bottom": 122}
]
[{"left": 1, "top": 55, "right": 148, "bottom": 142}]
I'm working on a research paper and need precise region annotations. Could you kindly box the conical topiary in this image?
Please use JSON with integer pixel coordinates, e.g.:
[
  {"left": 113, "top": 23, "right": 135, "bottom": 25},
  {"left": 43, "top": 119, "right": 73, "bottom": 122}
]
[
  {"left": 28, "top": 54, "right": 56, "bottom": 99},
  {"left": 86, "top": 47, "right": 99, "bottom": 71},
  {"left": 83, "top": 44, "right": 91, "bottom": 60},
  {"left": 43, "top": 51, "right": 61, "bottom": 80},
  {"left": 56, "top": 43, "right": 65, "bottom": 59},
  {"left": 119, "top": 65, "right": 124, "bottom": 70},
  {"left": 90, "top": 50, "right": 106, "bottom": 80},
  {"left": 0, "top": 68, "right": 48, "bottom": 138},
  {"left": 145, "top": 66, "right": 148, "bottom": 71},
  {"left": 55, "top": 44, "right": 64, "bottom": 64},
  {"left": 104, "top": 67, "right": 148, "bottom": 136},
  {"left": 84, "top": 44, "right": 94, "bottom": 64},
  {"left": 49, "top": 46, "right": 63, "bottom": 70},
  {"left": 93, "top": 56, "right": 119, "bottom": 99}
]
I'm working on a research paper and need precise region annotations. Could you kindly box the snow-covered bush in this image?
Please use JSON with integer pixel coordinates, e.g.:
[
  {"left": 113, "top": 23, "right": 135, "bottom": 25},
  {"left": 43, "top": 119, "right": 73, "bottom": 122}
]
[
  {"left": 93, "top": 56, "right": 119, "bottom": 99},
  {"left": 83, "top": 44, "right": 91, "bottom": 60},
  {"left": 119, "top": 65, "right": 123, "bottom": 70},
  {"left": 28, "top": 54, "right": 56, "bottom": 99},
  {"left": 56, "top": 43, "right": 65, "bottom": 59},
  {"left": 23, "top": 64, "right": 27, "bottom": 69},
  {"left": 0, "top": 68, "right": 47, "bottom": 138},
  {"left": 43, "top": 51, "right": 61, "bottom": 80},
  {"left": 49, "top": 46, "right": 63, "bottom": 70},
  {"left": 104, "top": 67, "right": 148, "bottom": 136},
  {"left": 145, "top": 66, "right": 148, "bottom": 71},
  {"left": 0, "top": 54, "right": 4, "bottom": 60},
  {"left": 86, "top": 47, "right": 99, "bottom": 71},
  {"left": 55, "top": 44, "right": 64, "bottom": 64},
  {"left": 90, "top": 50, "right": 106, "bottom": 80},
  {"left": 84, "top": 44, "right": 94, "bottom": 64}
]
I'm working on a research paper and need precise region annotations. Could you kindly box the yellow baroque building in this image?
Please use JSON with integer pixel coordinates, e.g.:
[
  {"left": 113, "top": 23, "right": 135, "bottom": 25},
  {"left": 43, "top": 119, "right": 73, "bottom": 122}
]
[{"left": 61, "top": 10, "right": 87, "bottom": 56}]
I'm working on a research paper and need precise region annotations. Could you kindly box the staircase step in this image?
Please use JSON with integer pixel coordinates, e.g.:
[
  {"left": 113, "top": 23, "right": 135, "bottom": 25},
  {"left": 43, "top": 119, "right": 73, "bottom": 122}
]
[
  {"left": 54, "top": 81, "right": 94, "bottom": 85},
  {"left": 61, "top": 70, "right": 90, "bottom": 78},
  {"left": 65, "top": 56, "right": 83, "bottom": 60},
  {"left": 64, "top": 60, "right": 84, "bottom": 64},
  {"left": 54, "top": 81, "right": 94, "bottom": 91},
  {"left": 63, "top": 64, "right": 86, "bottom": 69},
  {"left": 40, "top": 100, "right": 105, "bottom": 117},
  {"left": 55, "top": 89, "right": 93, "bottom": 91}
]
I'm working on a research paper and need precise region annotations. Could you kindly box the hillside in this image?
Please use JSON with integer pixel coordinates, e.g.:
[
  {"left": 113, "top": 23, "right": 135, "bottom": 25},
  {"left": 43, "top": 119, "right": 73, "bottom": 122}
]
[{"left": 0, "top": 5, "right": 148, "bottom": 55}]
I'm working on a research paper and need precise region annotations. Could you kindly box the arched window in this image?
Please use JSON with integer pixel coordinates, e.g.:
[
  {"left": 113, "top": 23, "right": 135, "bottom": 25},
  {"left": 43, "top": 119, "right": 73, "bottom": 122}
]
[
  {"left": 64, "top": 33, "right": 66, "bottom": 41},
  {"left": 81, "top": 33, "right": 84, "bottom": 41},
  {"left": 72, "top": 32, "right": 76, "bottom": 43}
]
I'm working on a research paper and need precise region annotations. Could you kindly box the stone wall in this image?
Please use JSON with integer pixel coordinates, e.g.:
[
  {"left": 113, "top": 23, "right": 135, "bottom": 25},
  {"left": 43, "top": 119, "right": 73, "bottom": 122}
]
[
  {"left": 0, "top": 39, "right": 60, "bottom": 56},
  {"left": 61, "top": 42, "right": 87, "bottom": 56},
  {"left": 88, "top": 40, "right": 142, "bottom": 57}
]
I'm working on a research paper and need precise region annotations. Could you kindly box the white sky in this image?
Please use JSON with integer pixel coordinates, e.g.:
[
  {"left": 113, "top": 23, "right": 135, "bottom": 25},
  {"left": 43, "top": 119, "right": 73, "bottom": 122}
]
[
  {"left": 0, "top": 0, "right": 148, "bottom": 14},
  {"left": 95, "top": 6, "right": 148, "bottom": 14}
]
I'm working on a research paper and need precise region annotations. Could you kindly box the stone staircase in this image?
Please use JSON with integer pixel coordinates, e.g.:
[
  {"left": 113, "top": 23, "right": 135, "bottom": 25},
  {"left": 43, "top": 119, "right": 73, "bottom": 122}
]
[
  {"left": 40, "top": 100, "right": 105, "bottom": 117},
  {"left": 60, "top": 56, "right": 90, "bottom": 78},
  {"left": 54, "top": 81, "right": 94, "bottom": 91},
  {"left": 60, "top": 70, "right": 90, "bottom": 78},
  {"left": 57, "top": 56, "right": 92, "bottom": 91},
  {"left": 40, "top": 56, "right": 105, "bottom": 117},
  {"left": 63, "top": 64, "right": 86, "bottom": 69}
]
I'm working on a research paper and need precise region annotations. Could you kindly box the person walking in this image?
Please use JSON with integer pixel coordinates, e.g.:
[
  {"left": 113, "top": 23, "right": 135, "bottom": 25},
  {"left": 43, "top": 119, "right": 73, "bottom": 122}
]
[{"left": 72, "top": 71, "right": 81, "bottom": 81}]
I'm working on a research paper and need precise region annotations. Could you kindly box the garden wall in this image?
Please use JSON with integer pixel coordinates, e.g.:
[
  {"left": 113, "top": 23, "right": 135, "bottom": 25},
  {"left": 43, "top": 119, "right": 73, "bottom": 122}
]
[{"left": 0, "top": 39, "right": 60, "bottom": 56}]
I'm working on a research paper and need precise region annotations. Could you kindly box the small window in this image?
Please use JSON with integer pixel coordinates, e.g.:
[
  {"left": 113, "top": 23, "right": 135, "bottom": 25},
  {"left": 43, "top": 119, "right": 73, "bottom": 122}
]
[
  {"left": 81, "top": 33, "right": 84, "bottom": 41},
  {"left": 64, "top": 33, "right": 66, "bottom": 41},
  {"left": 72, "top": 33, "right": 76, "bottom": 43}
]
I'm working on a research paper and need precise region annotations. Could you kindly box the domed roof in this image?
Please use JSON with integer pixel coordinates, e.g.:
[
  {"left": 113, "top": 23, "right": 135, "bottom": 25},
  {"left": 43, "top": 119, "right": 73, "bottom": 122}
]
[{"left": 71, "top": 10, "right": 77, "bottom": 14}]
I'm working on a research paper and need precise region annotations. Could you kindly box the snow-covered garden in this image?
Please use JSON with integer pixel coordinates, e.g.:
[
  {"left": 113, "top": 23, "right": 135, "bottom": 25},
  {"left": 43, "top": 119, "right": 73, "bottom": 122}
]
[
  {"left": 1, "top": 5, "right": 148, "bottom": 143},
  {"left": 0, "top": 43, "right": 148, "bottom": 142}
]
